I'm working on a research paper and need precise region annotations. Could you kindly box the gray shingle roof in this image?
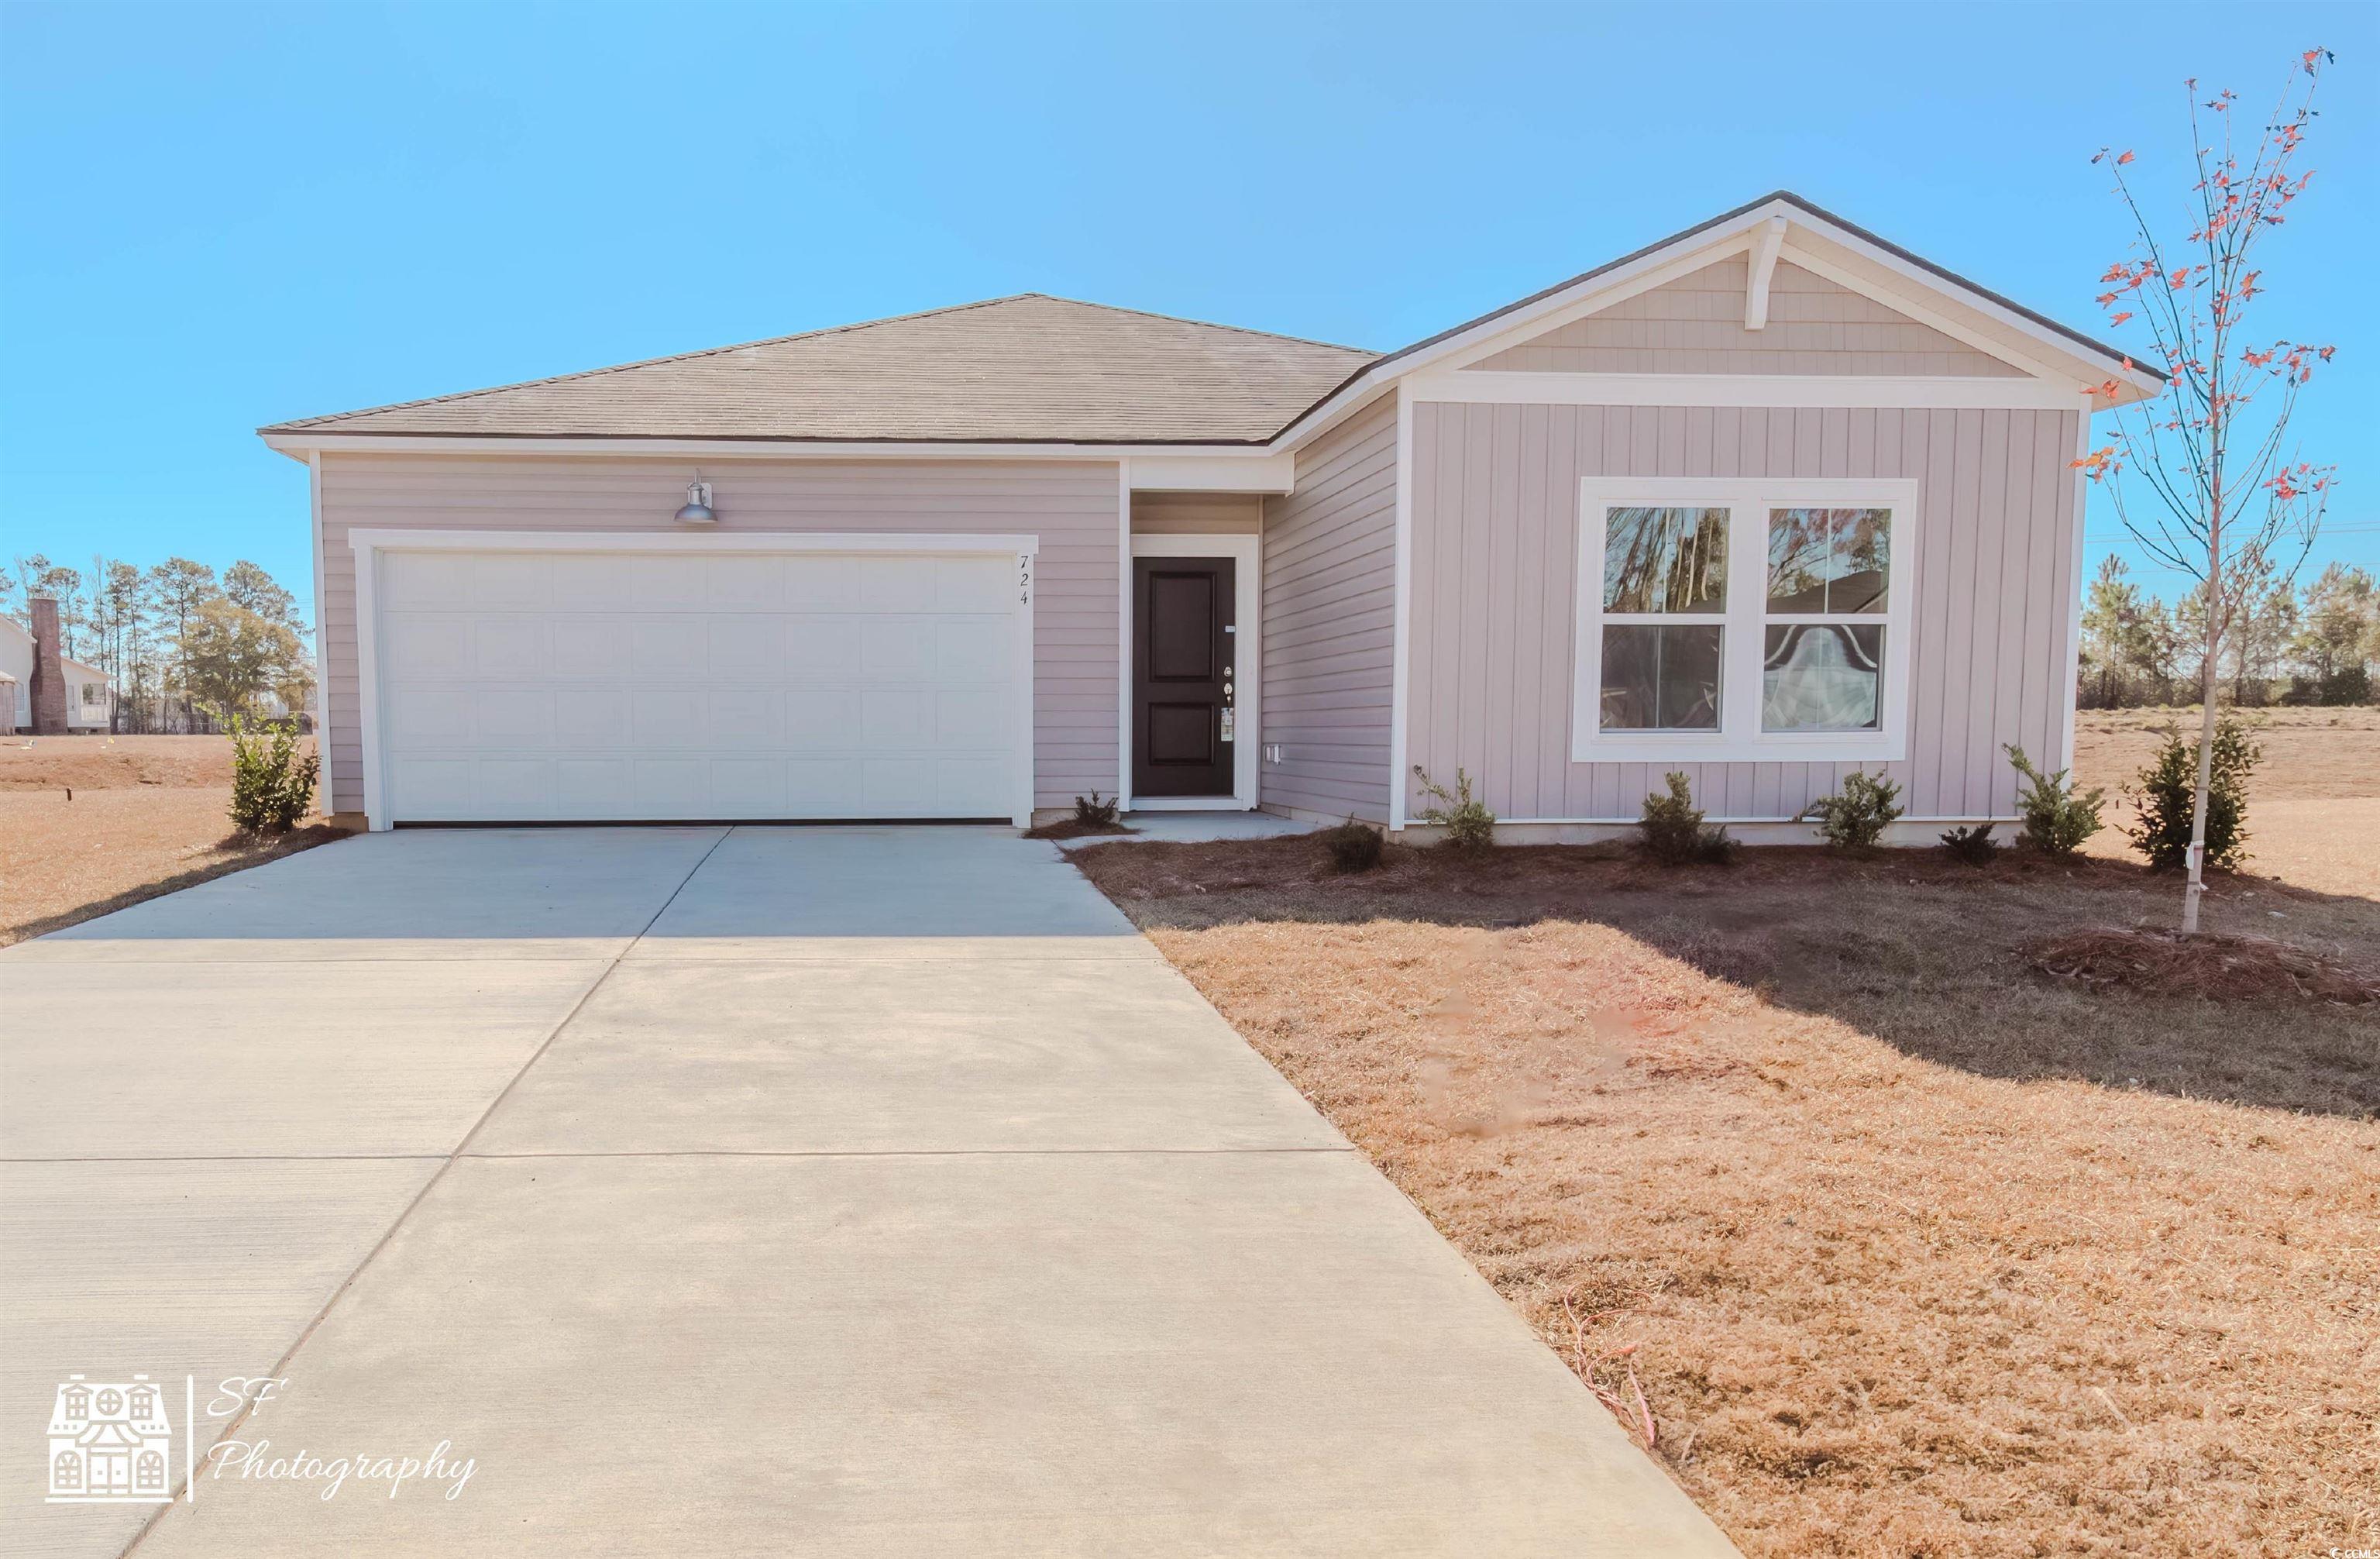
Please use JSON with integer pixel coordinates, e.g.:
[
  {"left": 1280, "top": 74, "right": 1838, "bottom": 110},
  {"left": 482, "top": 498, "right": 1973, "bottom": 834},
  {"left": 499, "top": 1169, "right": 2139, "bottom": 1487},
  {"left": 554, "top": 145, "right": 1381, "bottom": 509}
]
[{"left": 265, "top": 294, "right": 1379, "bottom": 446}]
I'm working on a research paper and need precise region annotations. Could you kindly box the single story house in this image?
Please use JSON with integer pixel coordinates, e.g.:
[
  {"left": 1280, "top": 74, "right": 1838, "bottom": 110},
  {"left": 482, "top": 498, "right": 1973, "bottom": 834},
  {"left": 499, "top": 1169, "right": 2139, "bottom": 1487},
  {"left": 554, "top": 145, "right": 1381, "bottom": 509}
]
[
  {"left": 1, "top": 614, "right": 112, "bottom": 734},
  {"left": 261, "top": 191, "right": 2160, "bottom": 839}
]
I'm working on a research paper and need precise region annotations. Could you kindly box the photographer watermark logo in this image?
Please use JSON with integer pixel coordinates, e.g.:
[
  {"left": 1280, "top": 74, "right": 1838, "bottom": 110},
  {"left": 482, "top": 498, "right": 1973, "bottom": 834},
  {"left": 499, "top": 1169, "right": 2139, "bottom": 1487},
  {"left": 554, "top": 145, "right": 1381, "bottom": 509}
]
[{"left": 46, "top": 1375, "right": 172, "bottom": 1504}]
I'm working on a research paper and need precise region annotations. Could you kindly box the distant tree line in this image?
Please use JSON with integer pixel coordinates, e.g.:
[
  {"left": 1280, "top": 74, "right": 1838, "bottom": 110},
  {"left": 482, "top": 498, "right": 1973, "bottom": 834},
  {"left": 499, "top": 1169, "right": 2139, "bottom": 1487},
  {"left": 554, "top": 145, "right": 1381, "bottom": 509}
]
[
  {"left": 2080, "top": 555, "right": 2379, "bottom": 709},
  {"left": 2, "top": 553, "right": 315, "bottom": 732}
]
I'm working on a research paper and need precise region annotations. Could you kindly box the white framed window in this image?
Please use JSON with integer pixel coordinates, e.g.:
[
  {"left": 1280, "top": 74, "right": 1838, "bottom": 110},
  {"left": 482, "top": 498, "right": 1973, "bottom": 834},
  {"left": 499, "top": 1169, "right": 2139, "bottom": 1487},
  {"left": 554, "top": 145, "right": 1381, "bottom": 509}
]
[{"left": 1572, "top": 478, "right": 1917, "bottom": 763}]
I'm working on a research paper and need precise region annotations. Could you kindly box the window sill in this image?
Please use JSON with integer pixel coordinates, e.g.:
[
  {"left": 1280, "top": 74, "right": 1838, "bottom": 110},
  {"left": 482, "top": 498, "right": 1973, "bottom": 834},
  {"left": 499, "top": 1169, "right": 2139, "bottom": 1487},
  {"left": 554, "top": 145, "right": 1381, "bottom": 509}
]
[{"left": 1570, "top": 733, "right": 1907, "bottom": 766}]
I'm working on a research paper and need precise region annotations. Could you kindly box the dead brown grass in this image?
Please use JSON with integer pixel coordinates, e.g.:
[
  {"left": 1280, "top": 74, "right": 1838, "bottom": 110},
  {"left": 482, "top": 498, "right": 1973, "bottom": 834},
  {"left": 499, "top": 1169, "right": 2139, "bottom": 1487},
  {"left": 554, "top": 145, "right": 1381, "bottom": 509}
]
[
  {"left": 1072, "top": 828, "right": 2380, "bottom": 1554},
  {"left": 0, "top": 736, "right": 337, "bottom": 945}
]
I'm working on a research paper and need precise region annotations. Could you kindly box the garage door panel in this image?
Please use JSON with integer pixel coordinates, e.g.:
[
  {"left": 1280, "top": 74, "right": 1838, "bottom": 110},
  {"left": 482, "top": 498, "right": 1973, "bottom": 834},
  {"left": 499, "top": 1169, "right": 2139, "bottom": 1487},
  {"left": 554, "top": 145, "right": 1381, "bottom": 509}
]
[
  {"left": 784, "top": 556, "right": 862, "bottom": 609},
  {"left": 477, "top": 759, "right": 556, "bottom": 816},
  {"left": 372, "top": 546, "right": 1025, "bottom": 823},
  {"left": 935, "top": 556, "right": 1013, "bottom": 612},
  {"left": 784, "top": 690, "right": 861, "bottom": 747},
  {"left": 936, "top": 618, "right": 1009, "bottom": 682},
  {"left": 631, "top": 620, "right": 708, "bottom": 677},
  {"left": 388, "top": 686, "right": 473, "bottom": 742},
  {"left": 709, "top": 759, "right": 787, "bottom": 814},
  {"left": 473, "top": 618, "right": 552, "bottom": 676},
  {"left": 384, "top": 614, "right": 471, "bottom": 677},
  {"left": 860, "top": 758, "right": 934, "bottom": 815},
  {"left": 707, "top": 690, "right": 786, "bottom": 748},
  {"left": 707, "top": 618, "right": 786, "bottom": 676},
  {"left": 786, "top": 621, "right": 861, "bottom": 680},
  {"left": 390, "top": 757, "right": 473, "bottom": 816},
  {"left": 547, "top": 556, "right": 638, "bottom": 611},
  {"left": 480, "top": 692, "right": 554, "bottom": 746},
  {"left": 936, "top": 757, "right": 1010, "bottom": 813},
  {"left": 860, "top": 620, "right": 935, "bottom": 681},
  {"left": 860, "top": 689, "right": 933, "bottom": 749},
  {"left": 552, "top": 618, "right": 632, "bottom": 676},
  {"left": 466, "top": 556, "right": 552, "bottom": 610},
  {"left": 633, "top": 759, "right": 705, "bottom": 816},
  {"left": 639, "top": 557, "right": 709, "bottom": 610},
  {"left": 381, "top": 552, "right": 471, "bottom": 611},
  {"left": 861, "top": 558, "right": 939, "bottom": 612},
  {"left": 936, "top": 688, "right": 1010, "bottom": 748},
  {"left": 553, "top": 690, "right": 625, "bottom": 744},
  {"left": 557, "top": 759, "right": 633, "bottom": 816},
  {"left": 706, "top": 556, "right": 786, "bottom": 612},
  {"left": 785, "top": 759, "right": 861, "bottom": 815}
]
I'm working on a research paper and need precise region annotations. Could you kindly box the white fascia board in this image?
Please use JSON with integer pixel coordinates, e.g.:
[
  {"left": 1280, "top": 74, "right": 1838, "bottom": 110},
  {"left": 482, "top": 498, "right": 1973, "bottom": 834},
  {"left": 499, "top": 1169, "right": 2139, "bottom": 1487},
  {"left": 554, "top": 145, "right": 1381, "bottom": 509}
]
[
  {"left": 263, "top": 432, "right": 1279, "bottom": 463},
  {"left": 1405, "top": 370, "right": 2092, "bottom": 410},
  {"left": 1780, "top": 229, "right": 2164, "bottom": 402},
  {"left": 1126, "top": 452, "right": 1295, "bottom": 493}
]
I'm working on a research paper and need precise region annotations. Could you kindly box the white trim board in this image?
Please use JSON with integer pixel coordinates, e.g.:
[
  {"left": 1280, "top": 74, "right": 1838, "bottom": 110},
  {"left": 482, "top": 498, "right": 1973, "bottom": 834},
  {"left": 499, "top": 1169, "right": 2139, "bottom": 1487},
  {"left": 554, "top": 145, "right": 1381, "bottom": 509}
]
[
  {"left": 344, "top": 528, "right": 1041, "bottom": 832},
  {"left": 1388, "top": 386, "right": 1415, "bottom": 831},
  {"left": 1126, "top": 531, "right": 1262, "bottom": 810},
  {"left": 1406, "top": 372, "right": 2090, "bottom": 411}
]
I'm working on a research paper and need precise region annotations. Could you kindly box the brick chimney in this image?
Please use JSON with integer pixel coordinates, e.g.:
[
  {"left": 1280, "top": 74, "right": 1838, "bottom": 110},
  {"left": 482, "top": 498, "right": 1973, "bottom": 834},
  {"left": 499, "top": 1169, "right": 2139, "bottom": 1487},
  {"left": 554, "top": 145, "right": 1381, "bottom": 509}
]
[{"left": 29, "top": 595, "right": 68, "bottom": 735}]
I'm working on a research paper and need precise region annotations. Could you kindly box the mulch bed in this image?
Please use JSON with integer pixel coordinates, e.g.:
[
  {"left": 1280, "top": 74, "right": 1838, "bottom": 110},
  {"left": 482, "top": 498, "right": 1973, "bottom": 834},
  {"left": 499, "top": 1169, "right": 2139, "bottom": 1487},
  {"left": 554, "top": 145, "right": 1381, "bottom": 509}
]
[{"left": 2031, "top": 926, "right": 2380, "bottom": 1004}]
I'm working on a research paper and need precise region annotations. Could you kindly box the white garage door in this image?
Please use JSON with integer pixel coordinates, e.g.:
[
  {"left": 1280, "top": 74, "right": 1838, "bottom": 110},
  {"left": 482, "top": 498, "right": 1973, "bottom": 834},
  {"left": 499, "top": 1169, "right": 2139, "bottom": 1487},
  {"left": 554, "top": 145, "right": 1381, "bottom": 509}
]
[{"left": 366, "top": 542, "right": 1030, "bottom": 824}]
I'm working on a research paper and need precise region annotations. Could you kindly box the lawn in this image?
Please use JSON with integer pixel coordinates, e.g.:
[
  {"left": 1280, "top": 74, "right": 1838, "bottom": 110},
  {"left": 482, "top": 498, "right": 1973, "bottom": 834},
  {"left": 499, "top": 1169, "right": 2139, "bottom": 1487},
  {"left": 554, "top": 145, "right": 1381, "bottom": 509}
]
[
  {"left": 0, "top": 735, "right": 340, "bottom": 945},
  {"left": 1070, "top": 710, "right": 2379, "bottom": 1557}
]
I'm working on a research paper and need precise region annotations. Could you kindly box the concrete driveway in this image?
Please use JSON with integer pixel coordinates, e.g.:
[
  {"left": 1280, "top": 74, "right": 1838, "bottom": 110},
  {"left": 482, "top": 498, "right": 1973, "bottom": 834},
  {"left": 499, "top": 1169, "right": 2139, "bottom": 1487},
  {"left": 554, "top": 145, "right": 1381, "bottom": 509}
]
[{"left": 2, "top": 827, "right": 1732, "bottom": 1557}]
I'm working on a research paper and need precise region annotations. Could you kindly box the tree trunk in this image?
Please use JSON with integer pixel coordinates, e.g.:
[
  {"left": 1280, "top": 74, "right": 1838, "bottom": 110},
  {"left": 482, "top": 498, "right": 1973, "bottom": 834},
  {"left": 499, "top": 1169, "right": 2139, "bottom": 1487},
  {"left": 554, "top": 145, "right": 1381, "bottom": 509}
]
[{"left": 2182, "top": 575, "right": 2220, "bottom": 934}]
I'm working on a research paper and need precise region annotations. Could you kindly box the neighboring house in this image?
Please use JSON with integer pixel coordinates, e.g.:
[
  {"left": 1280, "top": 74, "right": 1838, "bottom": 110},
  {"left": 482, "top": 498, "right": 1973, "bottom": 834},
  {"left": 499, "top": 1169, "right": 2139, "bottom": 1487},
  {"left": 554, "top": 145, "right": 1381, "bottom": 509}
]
[
  {"left": 0, "top": 611, "right": 111, "bottom": 733},
  {"left": 260, "top": 191, "right": 2160, "bottom": 838}
]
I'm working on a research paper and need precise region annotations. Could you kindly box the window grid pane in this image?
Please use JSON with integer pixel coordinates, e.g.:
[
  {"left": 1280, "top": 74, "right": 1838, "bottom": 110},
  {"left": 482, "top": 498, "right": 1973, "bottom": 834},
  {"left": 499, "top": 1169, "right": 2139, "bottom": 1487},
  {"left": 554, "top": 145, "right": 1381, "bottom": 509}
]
[
  {"left": 1766, "top": 508, "right": 1890, "bottom": 615},
  {"left": 1763, "top": 622, "right": 1883, "bottom": 731},
  {"left": 1604, "top": 507, "right": 1728, "bottom": 614},
  {"left": 1601, "top": 624, "right": 1724, "bottom": 731}
]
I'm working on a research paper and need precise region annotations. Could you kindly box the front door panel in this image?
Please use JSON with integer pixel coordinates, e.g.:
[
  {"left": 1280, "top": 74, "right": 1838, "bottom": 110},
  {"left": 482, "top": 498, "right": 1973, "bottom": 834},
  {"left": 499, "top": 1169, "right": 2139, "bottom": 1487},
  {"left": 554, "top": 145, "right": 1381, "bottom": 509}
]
[{"left": 1133, "top": 557, "right": 1234, "bottom": 798}]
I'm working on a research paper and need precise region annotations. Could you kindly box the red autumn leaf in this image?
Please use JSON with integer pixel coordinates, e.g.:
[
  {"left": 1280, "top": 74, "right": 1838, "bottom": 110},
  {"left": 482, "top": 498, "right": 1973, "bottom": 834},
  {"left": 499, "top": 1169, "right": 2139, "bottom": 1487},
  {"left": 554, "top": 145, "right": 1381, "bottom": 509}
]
[
  {"left": 2110, "top": 312, "right": 2134, "bottom": 326},
  {"left": 2116, "top": 150, "right": 2136, "bottom": 166}
]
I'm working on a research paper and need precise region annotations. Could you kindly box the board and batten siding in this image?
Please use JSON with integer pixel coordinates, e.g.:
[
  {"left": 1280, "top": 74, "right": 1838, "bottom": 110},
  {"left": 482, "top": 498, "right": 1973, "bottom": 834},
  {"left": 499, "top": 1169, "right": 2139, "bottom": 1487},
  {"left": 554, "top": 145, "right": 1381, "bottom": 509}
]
[
  {"left": 315, "top": 453, "right": 1120, "bottom": 814},
  {"left": 1259, "top": 393, "right": 1398, "bottom": 821},
  {"left": 1405, "top": 402, "right": 2083, "bottom": 824},
  {"left": 1467, "top": 257, "right": 2025, "bottom": 378}
]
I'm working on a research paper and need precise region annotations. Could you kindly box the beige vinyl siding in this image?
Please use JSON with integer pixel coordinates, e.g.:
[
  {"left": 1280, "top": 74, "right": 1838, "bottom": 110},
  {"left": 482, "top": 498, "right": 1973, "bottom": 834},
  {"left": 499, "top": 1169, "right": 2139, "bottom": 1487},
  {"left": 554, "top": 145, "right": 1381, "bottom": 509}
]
[
  {"left": 1468, "top": 258, "right": 2026, "bottom": 377},
  {"left": 1130, "top": 492, "right": 1262, "bottom": 535},
  {"left": 316, "top": 453, "right": 1119, "bottom": 813},
  {"left": 1405, "top": 403, "right": 2082, "bottom": 824},
  {"left": 1260, "top": 393, "right": 1398, "bottom": 821}
]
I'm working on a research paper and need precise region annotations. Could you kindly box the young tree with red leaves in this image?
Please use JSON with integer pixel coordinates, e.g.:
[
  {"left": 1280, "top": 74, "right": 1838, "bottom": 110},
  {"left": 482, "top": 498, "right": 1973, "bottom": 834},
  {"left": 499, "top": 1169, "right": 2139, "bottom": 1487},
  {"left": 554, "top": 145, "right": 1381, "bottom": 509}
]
[{"left": 2079, "top": 48, "right": 2338, "bottom": 933}]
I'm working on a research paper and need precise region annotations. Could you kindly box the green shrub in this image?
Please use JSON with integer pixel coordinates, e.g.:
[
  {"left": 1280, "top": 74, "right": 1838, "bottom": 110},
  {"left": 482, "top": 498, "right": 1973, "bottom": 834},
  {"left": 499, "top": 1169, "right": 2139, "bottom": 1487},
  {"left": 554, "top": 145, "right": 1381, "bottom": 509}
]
[
  {"left": 1316, "top": 817, "right": 1384, "bottom": 872},
  {"left": 227, "top": 715, "right": 318, "bottom": 835},
  {"left": 2003, "top": 745, "right": 2105, "bottom": 856},
  {"left": 1637, "top": 772, "right": 1737, "bottom": 865},
  {"left": 1072, "top": 790, "right": 1122, "bottom": 828},
  {"left": 1411, "top": 766, "right": 1494, "bottom": 852},
  {"left": 1938, "top": 822, "right": 1999, "bottom": 866},
  {"left": 2126, "top": 718, "right": 2261, "bottom": 872},
  {"left": 1800, "top": 770, "right": 1904, "bottom": 849}
]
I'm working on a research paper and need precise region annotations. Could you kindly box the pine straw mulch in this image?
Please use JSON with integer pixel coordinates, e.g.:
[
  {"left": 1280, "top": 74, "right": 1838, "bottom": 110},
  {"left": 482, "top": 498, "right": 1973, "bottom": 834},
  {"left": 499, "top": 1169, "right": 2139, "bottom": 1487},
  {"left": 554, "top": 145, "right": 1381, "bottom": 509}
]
[
  {"left": 1070, "top": 835, "right": 2380, "bottom": 1557},
  {"left": 2031, "top": 926, "right": 2380, "bottom": 1005}
]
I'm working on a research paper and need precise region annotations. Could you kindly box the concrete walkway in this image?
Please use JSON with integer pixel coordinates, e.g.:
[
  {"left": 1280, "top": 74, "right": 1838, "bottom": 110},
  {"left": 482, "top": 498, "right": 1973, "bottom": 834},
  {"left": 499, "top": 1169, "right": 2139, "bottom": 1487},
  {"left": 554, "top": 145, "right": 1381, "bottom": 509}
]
[{"left": 2, "top": 827, "right": 1732, "bottom": 1557}]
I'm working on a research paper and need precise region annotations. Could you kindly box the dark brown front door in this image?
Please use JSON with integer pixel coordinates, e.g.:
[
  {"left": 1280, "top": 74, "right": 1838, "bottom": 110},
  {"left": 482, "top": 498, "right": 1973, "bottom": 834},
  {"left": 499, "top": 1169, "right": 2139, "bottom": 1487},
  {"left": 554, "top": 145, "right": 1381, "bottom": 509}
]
[{"left": 1133, "top": 556, "right": 1236, "bottom": 798}]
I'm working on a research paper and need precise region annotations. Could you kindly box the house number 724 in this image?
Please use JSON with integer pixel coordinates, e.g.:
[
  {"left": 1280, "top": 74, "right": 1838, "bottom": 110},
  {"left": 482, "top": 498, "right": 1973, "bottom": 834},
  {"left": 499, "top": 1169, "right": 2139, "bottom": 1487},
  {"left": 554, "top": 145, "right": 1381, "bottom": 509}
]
[{"left": 1018, "top": 556, "right": 1033, "bottom": 604}]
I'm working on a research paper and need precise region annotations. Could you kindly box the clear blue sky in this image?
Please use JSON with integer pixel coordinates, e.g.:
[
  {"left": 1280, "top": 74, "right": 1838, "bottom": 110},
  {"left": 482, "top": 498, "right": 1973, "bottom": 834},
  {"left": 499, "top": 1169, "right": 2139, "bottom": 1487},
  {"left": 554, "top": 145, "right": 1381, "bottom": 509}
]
[{"left": 3, "top": 1, "right": 2371, "bottom": 625}]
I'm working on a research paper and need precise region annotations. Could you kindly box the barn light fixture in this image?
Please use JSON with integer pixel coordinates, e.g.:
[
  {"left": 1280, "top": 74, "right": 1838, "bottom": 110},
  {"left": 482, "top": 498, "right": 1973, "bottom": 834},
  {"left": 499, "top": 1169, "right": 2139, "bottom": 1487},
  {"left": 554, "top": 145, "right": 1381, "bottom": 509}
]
[{"left": 673, "top": 474, "right": 717, "bottom": 525}]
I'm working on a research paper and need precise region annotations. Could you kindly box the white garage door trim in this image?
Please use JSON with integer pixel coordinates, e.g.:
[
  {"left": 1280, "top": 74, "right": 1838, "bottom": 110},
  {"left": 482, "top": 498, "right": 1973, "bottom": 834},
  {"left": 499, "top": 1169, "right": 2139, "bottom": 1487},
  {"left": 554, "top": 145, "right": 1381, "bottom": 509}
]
[{"left": 349, "top": 528, "right": 1039, "bottom": 832}]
